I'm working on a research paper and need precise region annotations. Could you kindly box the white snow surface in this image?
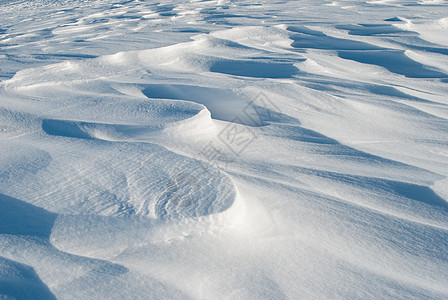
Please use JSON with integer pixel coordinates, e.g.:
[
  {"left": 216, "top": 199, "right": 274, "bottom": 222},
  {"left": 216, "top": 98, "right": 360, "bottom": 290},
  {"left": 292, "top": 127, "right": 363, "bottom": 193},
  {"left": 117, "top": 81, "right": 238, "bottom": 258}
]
[{"left": 1, "top": 0, "right": 448, "bottom": 299}]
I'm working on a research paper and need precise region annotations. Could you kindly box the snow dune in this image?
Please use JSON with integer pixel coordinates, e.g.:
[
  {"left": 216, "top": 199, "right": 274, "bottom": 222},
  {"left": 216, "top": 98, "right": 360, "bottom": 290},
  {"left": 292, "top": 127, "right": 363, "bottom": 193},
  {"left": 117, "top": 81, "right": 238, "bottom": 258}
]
[{"left": 1, "top": 0, "right": 448, "bottom": 299}]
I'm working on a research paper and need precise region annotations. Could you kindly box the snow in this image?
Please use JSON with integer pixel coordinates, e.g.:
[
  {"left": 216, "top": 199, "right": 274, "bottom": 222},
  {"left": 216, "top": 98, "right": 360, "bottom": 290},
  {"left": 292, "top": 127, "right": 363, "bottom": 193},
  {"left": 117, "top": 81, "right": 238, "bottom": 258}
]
[{"left": 1, "top": 0, "right": 448, "bottom": 299}]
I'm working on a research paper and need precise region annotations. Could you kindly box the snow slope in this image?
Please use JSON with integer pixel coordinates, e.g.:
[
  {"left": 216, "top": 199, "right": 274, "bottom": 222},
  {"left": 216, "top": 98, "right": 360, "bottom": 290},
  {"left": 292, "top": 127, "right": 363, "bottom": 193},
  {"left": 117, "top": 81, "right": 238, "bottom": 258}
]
[{"left": 1, "top": 0, "right": 448, "bottom": 298}]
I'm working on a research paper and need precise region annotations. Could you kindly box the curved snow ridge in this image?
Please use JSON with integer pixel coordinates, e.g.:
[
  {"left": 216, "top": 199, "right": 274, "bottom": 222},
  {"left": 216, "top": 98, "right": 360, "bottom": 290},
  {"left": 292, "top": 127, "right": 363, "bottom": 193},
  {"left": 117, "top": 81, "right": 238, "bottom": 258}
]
[
  {"left": 50, "top": 186, "right": 246, "bottom": 252},
  {"left": 0, "top": 26, "right": 302, "bottom": 127},
  {"left": 283, "top": 22, "right": 448, "bottom": 79},
  {"left": 41, "top": 105, "right": 216, "bottom": 143},
  {"left": 394, "top": 17, "right": 448, "bottom": 47},
  {"left": 0, "top": 138, "right": 241, "bottom": 222},
  {"left": 2, "top": 25, "right": 300, "bottom": 91}
]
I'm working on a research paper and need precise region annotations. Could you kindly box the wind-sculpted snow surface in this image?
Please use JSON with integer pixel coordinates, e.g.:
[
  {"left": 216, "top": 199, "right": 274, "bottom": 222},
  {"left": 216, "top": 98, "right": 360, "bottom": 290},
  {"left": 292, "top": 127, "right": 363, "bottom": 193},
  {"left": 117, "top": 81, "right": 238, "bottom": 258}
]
[{"left": 1, "top": 0, "right": 448, "bottom": 299}]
